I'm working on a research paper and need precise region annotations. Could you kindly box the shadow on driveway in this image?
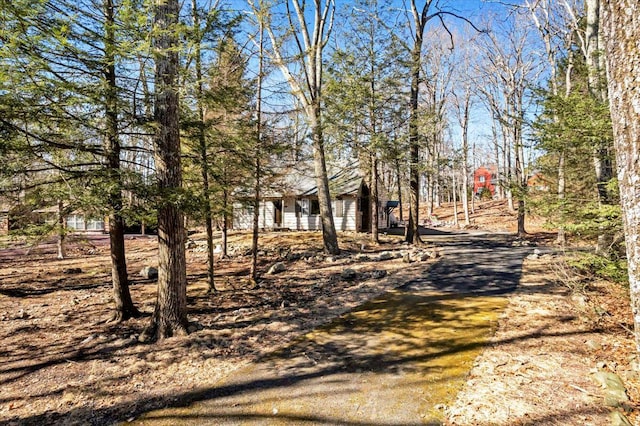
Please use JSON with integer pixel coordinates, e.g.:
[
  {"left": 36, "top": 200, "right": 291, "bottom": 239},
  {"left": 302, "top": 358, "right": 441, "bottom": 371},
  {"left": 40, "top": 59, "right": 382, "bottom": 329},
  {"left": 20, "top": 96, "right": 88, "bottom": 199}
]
[{"left": 126, "top": 232, "right": 527, "bottom": 425}]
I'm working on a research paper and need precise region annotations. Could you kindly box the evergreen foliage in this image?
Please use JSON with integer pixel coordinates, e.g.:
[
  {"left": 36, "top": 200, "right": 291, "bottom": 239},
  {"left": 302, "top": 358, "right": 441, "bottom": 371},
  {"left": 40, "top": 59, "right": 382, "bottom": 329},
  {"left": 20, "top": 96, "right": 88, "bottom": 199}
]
[
  {"left": 0, "top": 0, "right": 154, "bottom": 234},
  {"left": 532, "top": 49, "right": 622, "bottom": 254}
]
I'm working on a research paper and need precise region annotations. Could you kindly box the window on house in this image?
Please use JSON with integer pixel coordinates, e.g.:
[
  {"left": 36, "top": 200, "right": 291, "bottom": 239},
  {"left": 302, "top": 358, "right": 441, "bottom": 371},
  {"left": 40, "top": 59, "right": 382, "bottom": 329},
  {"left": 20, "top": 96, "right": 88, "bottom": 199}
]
[
  {"left": 479, "top": 175, "right": 486, "bottom": 183},
  {"left": 66, "top": 214, "right": 85, "bottom": 230},
  {"left": 86, "top": 218, "right": 105, "bottom": 231},
  {"left": 297, "top": 199, "right": 309, "bottom": 216},
  {"left": 310, "top": 199, "right": 320, "bottom": 215}
]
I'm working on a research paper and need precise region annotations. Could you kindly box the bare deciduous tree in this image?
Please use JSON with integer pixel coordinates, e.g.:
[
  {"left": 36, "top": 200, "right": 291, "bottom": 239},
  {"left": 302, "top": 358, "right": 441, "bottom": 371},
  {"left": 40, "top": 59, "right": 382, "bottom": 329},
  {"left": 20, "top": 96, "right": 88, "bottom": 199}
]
[
  {"left": 475, "top": 17, "right": 538, "bottom": 236},
  {"left": 249, "top": 0, "right": 339, "bottom": 254}
]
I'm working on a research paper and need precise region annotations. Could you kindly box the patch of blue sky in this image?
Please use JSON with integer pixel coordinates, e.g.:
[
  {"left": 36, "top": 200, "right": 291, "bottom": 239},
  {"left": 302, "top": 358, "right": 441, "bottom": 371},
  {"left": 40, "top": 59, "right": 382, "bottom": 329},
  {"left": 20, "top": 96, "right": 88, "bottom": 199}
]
[{"left": 225, "top": 0, "right": 546, "bottom": 165}]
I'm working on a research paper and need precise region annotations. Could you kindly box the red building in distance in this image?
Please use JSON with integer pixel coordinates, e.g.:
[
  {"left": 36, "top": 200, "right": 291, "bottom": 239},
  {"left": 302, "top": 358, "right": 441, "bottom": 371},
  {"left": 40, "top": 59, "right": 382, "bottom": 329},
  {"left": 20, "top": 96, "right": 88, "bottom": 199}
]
[{"left": 473, "top": 165, "right": 498, "bottom": 197}]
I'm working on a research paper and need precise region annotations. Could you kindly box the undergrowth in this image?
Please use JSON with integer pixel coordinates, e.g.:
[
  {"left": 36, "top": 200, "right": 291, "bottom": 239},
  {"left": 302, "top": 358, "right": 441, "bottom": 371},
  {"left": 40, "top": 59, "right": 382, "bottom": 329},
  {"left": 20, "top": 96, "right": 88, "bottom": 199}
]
[{"left": 553, "top": 250, "right": 628, "bottom": 295}]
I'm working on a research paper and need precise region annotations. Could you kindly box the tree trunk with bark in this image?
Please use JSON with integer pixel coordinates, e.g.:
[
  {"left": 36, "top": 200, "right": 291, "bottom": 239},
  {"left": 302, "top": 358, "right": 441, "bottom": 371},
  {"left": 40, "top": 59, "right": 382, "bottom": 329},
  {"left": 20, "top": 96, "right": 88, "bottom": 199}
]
[
  {"left": 459, "top": 91, "right": 471, "bottom": 226},
  {"left": 191, "top": 0, "right": 215, "bottom": 293},
  {"left": 258, "top": 0, "right": 339, "bottom": 255},
  {"left": 514, "top": 122, "right": 527, "bottom": 237},
  {"left": 395, "top": 159, "right": 403, "bottom": 222},
  {"left": 452, "top": 168, "right": 458, "bottom": 227},
  {"left": 250, "top": 17, "right": 265, "bottom": 283},
  {"left": 406, "top": 34, "right": 422, "bottom": 245},
  {"left": 222, "top": 188, "right": 229, "bottom": 258},
  {"left": 556, "top": 48, "right": 574, "bottom": 246},
  {"left": 586, "top": 0, "right": 615, "bottom": 254},
  {"left": 587, "top": 0, "right": 613, "bottom": 202},
  {"left": 602, "top": 0, "right": 640, "bottom": 353},
  {"left": 309, "top": 105, "right": 340, "bottom": 254},
  {"left": 57, "top": 200, "right": 66, "bottom": 260},
  {"left": 141, "top": 0, "right": 188, "bottom": 342},
  {"left": 371, "top": 154, "right": 379, "bottom": 244},
  {"left": 104, "top": 0, "right": 139, "bottom": 322}
]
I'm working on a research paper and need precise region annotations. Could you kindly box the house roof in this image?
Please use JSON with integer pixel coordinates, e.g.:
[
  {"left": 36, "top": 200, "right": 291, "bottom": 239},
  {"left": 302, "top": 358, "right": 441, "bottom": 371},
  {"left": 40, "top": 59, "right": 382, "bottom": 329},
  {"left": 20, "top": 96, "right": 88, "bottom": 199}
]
[
  {"left": 263, "top": 160, "right": 363, "bottom": 198},
  {"left": 301, "top": 163, "right": 363, "bottom": 197},
  {"left": 475, "top": 164, "right": 499, "bottom": 174}
]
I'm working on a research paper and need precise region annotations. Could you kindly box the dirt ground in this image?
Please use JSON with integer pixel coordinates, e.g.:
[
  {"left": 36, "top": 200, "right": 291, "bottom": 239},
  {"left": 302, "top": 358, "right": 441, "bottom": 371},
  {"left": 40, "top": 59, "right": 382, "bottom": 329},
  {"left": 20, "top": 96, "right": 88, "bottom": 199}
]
[{"left": 0, "top": 200, "right": 638, "bottom": 425}]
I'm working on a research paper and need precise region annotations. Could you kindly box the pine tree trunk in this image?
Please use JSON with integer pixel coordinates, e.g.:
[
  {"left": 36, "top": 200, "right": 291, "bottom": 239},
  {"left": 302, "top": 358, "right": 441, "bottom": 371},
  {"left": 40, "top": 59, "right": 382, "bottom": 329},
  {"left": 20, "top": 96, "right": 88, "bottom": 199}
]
[
  {"left": 251, "top": 158, "right": 260, "bottom": 281},
  {"left": 557, "top": 151, "right": 566, "bottom": 245},
  {"left": 251, "top": 21, "right": 264, "bottom": 282},
  {"left": 204, "top": 204, "right": 215, "bottom": 292},
  {"left": 395, "top": 159, "right": 403, "bottom": 222},
  {"left": 107, "top": 213, "right": 139, "bottom": 321},
  {"left": 602, "top": 0, "right": 640, "bottom": 353},
  {"left": 406, "top": 44, "right": 422, "bottom": 245},
  {"left": 371, "top": 154, "right": 379, "bottom": 244},
  {"left": 557, "top": 45, "right": 573, "bottom": 246},
  {"left": 141, "top": 0, "right": 188, "bottom": 342},
  {"left": 222, "top": 189, "right": 229, "bottom": 258},
  {"left": 104, "top": 0, "right": 139, "bottom": 322},
  {"left": 587, "top": 0, "right": 614, "bottom": 254},
  {"left": 192, "top": 0, "right": 215, "bottom": 293},
  {"left": 57, "top": 200, "right": 66, "bottom": 260}
]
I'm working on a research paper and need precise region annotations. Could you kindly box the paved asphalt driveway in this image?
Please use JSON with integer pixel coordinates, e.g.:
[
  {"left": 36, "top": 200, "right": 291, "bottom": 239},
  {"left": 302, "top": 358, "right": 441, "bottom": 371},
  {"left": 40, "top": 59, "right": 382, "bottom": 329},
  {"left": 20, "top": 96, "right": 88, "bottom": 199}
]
[{"left": 131, "top": 232, "right": 530, "bottom": 425}]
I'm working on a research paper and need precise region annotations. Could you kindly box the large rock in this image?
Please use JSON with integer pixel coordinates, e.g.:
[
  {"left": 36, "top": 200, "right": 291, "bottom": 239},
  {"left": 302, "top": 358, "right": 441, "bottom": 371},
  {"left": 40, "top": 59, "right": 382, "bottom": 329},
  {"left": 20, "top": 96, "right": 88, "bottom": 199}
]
[
  {"left": 593, "top": 371, "right": 630, "bottom": 409},
  {"left": 418, "top": 252, "right": 432, "bottom": 262},
  {"left": 371, "top": 270, "right": 387, "bottom": 279},
  {"left": 610, "top": 411, "right": 633, "bottom": 426},
  {"left": 267, "top": 262, "right": 286, "bottom": 275},
  {"left": 139, "top": 266, "right": 158, "bottom": 280},
  {"left": 378, "top": 251, "right": 394, "bottom": 261},
  {"left": 341, "top": 268, "right": 357, "bottom": 280}
]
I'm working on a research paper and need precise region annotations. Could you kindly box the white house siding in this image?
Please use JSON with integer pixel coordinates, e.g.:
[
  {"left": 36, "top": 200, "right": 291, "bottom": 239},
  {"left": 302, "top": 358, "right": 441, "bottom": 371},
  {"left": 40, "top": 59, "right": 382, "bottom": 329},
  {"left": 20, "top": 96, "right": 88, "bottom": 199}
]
[
  {"left": 234, "top": 194, "right": 384, "bottom": 232},
  {"left": 259, "top": 200, "right": 276, "bottom": 228},
  {"left": 334, "top": 197, "right": 357, "bottom": 231},
  {"left": 282, "top": 197, "right": 322, "bottom": 231},
  {"left": 282, "top": 197, "right": 298, "bottom": 230},
  {"left": 279, "top": 196, "right": 359, "bottom": 231},
  {"left": 233, "top": 200, "right": 282, "bottom": 229},
  {"left": 232, "top": 203, "right": 251, "bottom": 229}
]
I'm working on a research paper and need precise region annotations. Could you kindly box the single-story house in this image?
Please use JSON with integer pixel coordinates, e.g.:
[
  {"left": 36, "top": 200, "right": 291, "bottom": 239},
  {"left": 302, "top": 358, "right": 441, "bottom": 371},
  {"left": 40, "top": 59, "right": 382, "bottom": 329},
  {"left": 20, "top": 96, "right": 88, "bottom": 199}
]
[
  {"left": 0, "top": 195, "right": 106, "bottom": 234},
  {"left": 34, "top": 206, "right": 107, "bottom": 233},
  {"left": 233, "top": 162, "right": 397, "bottom": 232}
]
